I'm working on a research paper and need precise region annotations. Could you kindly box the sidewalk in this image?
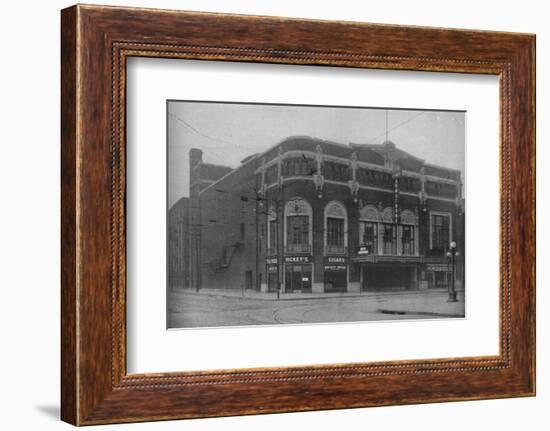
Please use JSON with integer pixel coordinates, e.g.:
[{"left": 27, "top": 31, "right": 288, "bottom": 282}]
[
  {"left": 376, "top": 291, "right": 465, "bottom": 318},
  {"left": 171, "top": 287, "right": 457, "bottom": 302}
]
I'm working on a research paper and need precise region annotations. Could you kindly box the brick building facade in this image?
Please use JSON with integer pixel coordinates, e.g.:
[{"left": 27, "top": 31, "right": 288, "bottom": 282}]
[
  {"left": 170, "top": 136, "right": 465, "bottom": 294},
  {"left": 167, "top": 196, "right": 190, "bottom": 289}
]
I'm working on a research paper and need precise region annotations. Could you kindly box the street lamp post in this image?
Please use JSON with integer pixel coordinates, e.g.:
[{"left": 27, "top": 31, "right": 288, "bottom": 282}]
[{"left": 446, "top": 241, "right": 459, "bottom": 302}]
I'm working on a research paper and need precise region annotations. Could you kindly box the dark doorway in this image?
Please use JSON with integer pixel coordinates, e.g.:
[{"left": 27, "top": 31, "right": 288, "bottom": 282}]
[
  {"left": 362, "top": 265, "right": 412, "bottom": 291},
  {"left": 268, "top": 271, "right": 279, "bottom": 292},
  {"left": 284, "top": 264, "right": 312, "bottom": 293},
  {"left": 245, "top": 270, "right": 253, "bottom": 290},
  {"left": 324, "top": 270, "right": 347, "bottom": 292},
  {"left": 257, "top": 272, "right": 262, "bottom": 292},
  {"left": 434, "top": 271, "right": 448, "bottom": 288}
]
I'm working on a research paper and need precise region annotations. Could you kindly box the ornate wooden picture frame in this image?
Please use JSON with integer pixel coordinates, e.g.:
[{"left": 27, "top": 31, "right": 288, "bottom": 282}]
[{"left": 61, "top": 4, "right": 535, "bottom": 425}]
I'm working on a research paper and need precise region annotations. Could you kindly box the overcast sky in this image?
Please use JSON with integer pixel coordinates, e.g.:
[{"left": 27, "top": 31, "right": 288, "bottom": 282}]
[{"left": 168, "top": 101, "right": 465, "bottom": 208}]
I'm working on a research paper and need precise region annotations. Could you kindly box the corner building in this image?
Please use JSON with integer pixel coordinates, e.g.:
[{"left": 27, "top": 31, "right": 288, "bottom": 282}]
[{"left": 185, "top": 136, "right": 464, "bottom": 294}]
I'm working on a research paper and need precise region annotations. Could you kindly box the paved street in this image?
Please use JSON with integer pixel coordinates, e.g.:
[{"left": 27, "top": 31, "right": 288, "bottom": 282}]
[{"left": 167, "top": 289, "right": 465, "bottom": 329}]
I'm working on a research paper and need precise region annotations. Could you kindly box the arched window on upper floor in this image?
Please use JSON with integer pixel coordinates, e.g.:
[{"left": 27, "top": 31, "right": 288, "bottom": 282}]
[
  {"left": 284, "top": 198, "right": 312, "bottom": 254},
  {"left": 324, "top": 201, "right": 347, "bottom": 255}
]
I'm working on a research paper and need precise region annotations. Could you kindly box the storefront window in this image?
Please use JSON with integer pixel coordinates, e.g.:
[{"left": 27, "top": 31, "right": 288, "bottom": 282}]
[{"left": 284, "top": 264, "right": 312, "bottom": 292}]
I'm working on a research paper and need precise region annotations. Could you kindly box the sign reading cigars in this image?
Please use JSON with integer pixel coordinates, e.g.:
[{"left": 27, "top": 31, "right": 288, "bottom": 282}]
[{"left": 323, "top": 256, "right": 348, "bottom": 271}]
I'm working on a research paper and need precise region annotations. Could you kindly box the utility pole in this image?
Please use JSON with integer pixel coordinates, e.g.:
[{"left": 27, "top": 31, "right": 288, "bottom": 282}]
[
  {"left": 385, "top": 110, "right": 389, "bottom": 142},
  {"left": 277, "top": 187, "right": 284, "bottom": 299},
  {"left": 446, "top": 241, "right": 459, "bottom": 302},
  {"left": 263, "top": 185, "right": 285, "bottom": 299},
  {"left": 255, "top": 195, "right": 259, "bottom": 292}
]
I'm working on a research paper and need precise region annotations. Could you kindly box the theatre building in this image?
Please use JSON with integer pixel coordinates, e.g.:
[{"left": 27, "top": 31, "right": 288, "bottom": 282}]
[{"left": 180, "top": 137, "right": 464, "bottom": 294}]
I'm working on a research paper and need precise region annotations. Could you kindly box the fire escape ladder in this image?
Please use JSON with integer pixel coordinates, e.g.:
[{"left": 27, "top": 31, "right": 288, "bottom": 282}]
[{"left": 220, "top": 242, "right": 243, "bottom": 268}]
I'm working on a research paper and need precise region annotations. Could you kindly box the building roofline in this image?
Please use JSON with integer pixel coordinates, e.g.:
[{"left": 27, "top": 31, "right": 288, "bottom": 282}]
[
  {"left": 168, "top": 195, "right": 189, "bottom": 212},
  {"left": 198, "top": 135, "right": 462, "bottom": 195},
  {"left": 256, "top": 135, "right": 353, "bottom": 161},
  {"left": 424, "top": 162, "right": 461, "bottom": 174},
  {"left": 350, "top": 141, "right": 426, "bottom": 163},
  {"left": 199, "top": 153, "right": 260, "bottom": 195},
  {"left": 200, "top": 161, "right": 233, "bottom": 171}
]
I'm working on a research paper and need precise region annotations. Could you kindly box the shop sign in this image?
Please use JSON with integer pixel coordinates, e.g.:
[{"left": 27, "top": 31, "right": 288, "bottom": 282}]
[
  {"left": 324, "top": 256, "right": 348, "bottom": 265},
  {"left": 324, "top": 256, "right": 347, "bottom": 271},
  {"left": 357, "top": 246, "right": 370, "bottom": 255},
  {"left": 266, "top": 257, "right": 278, "bottom": 265},
  {"left": 324, "top": 265, "right": 347, "bottom": 271},
  {"left": 284, "top": 256, "right": 311, "bottom": 264}
]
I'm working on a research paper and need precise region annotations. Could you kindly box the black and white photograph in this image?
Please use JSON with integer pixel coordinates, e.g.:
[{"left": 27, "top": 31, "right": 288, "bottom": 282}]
[
  {"left": 167, "top": 101, "right": 466, "bottom": 329},
  {"left": 2, "top": 0, "right": 543, "bottom": 428}
]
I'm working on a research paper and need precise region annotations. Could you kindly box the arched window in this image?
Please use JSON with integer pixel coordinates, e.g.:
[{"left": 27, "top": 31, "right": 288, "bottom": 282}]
[
  {"left": 360, "top": 204, "right": 379, "bottom": 221},
  {"left": 324, "top": 201, "right": 347, "bottom": 254},
  {"left": 400, "top": 209, "right": 418, "bottom": 256},
  {"left": 400, "top": 209, "right": 417, "bottom": 225},
  {"left": 284, "top": 198, "right": 312, "bottom": 253},
  {"left": 378, "top": 207, "right": 395, "bottom": 255},
  {"left": 381, "top": 206, "right": 393, "bottom": 223},
  {"left": 359, "top": 205, "right": 379, "bottom": 255}
]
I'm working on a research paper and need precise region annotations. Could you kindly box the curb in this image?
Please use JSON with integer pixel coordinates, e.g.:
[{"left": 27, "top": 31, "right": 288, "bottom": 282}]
[
  {"left": 376, "top": 308, "right": 464, "bottom": 318},
  {"left": 171, "top": 289, "right": 452, "bottom": 302}
]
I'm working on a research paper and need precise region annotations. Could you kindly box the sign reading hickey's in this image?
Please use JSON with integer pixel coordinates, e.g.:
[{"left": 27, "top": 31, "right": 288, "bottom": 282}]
[{"left": 284, "top": 256, "right": 312, "bottom": 264}]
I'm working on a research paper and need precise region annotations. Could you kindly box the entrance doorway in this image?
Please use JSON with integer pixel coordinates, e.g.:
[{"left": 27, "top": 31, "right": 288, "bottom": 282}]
[
  {"left": 284, "top": 264, "right": 312, "bottom": 293},
  {"left": 245, "top": 270, "right": 252, "bottom": 290},
  {"left": 433, "top": 271, "right": 448, "bottom": 288},
  {"left": 361, "top": 265, "right": 413, "bottom": 291},
  {"left": 267, "top": 271, "right": 278, "bottom": 292},
  {"left": 324, "top": 270, "right": 347, "bottom": 292}
]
